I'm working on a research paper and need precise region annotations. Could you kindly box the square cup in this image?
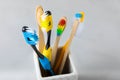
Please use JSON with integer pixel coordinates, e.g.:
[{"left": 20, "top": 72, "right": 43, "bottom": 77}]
[{"left": 33, "top": 47, "right": 78, "bottom": 80}]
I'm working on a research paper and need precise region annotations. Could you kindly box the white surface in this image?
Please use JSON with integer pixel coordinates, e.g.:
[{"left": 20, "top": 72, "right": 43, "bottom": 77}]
[{"left": 0, "top": 0, "right": 120, "bottom": 80}]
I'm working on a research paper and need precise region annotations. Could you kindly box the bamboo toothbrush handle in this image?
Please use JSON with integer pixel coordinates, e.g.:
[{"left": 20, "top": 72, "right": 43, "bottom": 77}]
[
  {"left": 58, "top": 48, "right": 70, "bottom": 74},
  {"left": 52, "top": 36, "right": 60, "bottom": 67},
  {"left": 66, "top": 20, "right": 79, "bottom": 47},
  {"left": 38, "top": 26, "right": 45, "bottom": 53},
  {"left": 36, "top": 6, "right": 46, "bottom": 76},
  {"left": 36, "top": 6, "right": 45, "bottom": 53}
]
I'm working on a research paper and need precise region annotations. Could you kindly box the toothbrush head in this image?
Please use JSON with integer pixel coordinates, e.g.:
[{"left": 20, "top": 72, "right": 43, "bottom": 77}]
[
  {"left": 57, "top": 17, "right": 67, "bottom": 36},
  {"left": 22, "top": 26, "right": 38, "bottom": 45},
  {"left": 74, "top": 12, "right": 85, "bottom": 39},
  {"left": 40, "top": 10, "right": 53, "bottom": 32},
  {"left": 75, "top": 12, "right": 85, "bottom": 22},
  {"left": 36, "top": 6, "right": 44, "bottom": 26}
]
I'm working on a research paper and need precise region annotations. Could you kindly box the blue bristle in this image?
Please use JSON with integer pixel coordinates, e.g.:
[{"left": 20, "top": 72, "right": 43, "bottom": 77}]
[{"left": 75, "top": 13, "right": 82, "bottom": 18}]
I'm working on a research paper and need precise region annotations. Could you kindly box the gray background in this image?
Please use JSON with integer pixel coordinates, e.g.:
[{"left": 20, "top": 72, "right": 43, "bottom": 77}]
[{"left": 0, "top": 0, "right": 120, "bottom": 80}]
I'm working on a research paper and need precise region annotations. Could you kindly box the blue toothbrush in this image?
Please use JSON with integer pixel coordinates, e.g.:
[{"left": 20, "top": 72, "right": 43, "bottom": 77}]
[{"left": 22, "top": 26, "right": 54, "bottom": 75}]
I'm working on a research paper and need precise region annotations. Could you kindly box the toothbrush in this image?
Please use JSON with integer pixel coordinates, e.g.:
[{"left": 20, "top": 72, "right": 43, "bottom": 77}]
[
  {"left": 36, "top": 6, "right": 45, "bottom": 53},
  {"left": 22, "top": 26, "right": 54, "bottom": 75},
  {"left": 51, "top": 17, "right": 67, "bottom": 67},
  {"left": 36, "top": 6, "right": 47, "bottom": 76},
  {"left": 40, "top": 11, "right": 53, "bottom": 61},
  {"left": 54, "top": 12, "right": 85, "bottom": 74}
]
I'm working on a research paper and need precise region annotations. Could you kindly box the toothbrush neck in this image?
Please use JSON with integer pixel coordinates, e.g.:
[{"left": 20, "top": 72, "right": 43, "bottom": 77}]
[
  {"left": 46, "top": 30, "right": 51, "bottom": 49},
  {"left": 31, "top": 45, "right": 44, "bottom": 59}
]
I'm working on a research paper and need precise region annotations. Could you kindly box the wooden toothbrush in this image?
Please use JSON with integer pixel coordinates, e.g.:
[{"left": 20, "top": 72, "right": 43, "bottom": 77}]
[
  {"left": 36, "top": 6, "right": 45, "bottom": 53},
  {"left": 36, "top": 6, "right": 48, "bottom": 76},
  {"left": 54, "top": 12, "right": 85, "bottom": 74},
  {"left": 51, "top": 17, "right": 67, "bottom": 67}
]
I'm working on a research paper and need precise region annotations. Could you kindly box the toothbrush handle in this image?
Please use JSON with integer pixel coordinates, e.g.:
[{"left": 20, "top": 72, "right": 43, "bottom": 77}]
[
  {"left": 46, "top": 30, "right": 51, "bottom": 49},
  {"left": 49, "top": 69, "right": 54, "bottom": 75},
  {"left": 31, "top": 45, "right": 44, "bottom": 59},
  {"left": 38, "top": 57, "right": 55, "bottom": 75},
  {"left": 52, "top": 36, "right": 60, "bottom": 67}
]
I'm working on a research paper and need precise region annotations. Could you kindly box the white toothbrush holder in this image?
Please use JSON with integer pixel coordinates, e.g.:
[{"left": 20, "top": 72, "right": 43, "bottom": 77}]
[{"left": 33, "top": 47, "right": 78, "bottom": 80}]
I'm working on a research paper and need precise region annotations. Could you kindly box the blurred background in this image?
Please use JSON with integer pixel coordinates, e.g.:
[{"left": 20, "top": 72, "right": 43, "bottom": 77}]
[{"left": 0, "top": 0, "right": 120, "bottom": 80}]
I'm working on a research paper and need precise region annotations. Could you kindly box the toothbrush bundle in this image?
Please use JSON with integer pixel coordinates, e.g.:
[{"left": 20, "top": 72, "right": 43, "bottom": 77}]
[{"left": 22, "top": 5, "right": 85, "bottom": 76}]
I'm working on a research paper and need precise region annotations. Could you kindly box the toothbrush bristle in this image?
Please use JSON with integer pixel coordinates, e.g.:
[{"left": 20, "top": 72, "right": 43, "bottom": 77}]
[
  {"left": 75, "top": 12, "right": 85, "bottom": 22},
  {"left": 80, "top": 12, "right": 85, "bottom": 22},
  {"left": 57, "top": 18, "right": 66, "bottom": 36},
  {"left": 40, "top": 10, "right": 53, "bottom": 32},
  {"left": 58, "top": 19, "right": 66, "bottom": 26},
  {"left": 22, "top": 26, "right": 38, "bottom": 45},
  {"left": 75, "top": 13, "right": 82, "bottom": 19}
]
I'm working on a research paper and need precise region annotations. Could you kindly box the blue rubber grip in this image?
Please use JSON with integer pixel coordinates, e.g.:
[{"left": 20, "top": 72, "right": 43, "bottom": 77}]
[{"left": 38, "top": 57, "right": 54, "bottom": 75}]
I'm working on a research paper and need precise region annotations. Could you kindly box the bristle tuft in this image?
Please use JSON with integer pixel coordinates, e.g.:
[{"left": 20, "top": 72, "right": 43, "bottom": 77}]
[
  {"left": 57, "top": 18, "right": 67, "bottom": 36},
  {"left": 75, "top": 12, "right": 85, "bottom": 22},
  {"left": 58, "top": 19, "right": 66, "bottom": 26}
]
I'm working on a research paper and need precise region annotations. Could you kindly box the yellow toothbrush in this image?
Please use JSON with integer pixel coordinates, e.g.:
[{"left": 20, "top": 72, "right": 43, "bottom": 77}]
[{"left": 40, "top": 11, "right": 53, "bottom": 61}]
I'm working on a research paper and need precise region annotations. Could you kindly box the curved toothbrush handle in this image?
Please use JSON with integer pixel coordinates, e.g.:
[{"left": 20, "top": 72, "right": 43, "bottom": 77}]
[
  {"left": 31, "top": 45, "right": 44, "bottom": 59},
  {"left": 38, "top": 57, "right": 54, "bottom": 75},
  {"left": 46, "top": 30, "right": 51, "bottom": 49}
]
